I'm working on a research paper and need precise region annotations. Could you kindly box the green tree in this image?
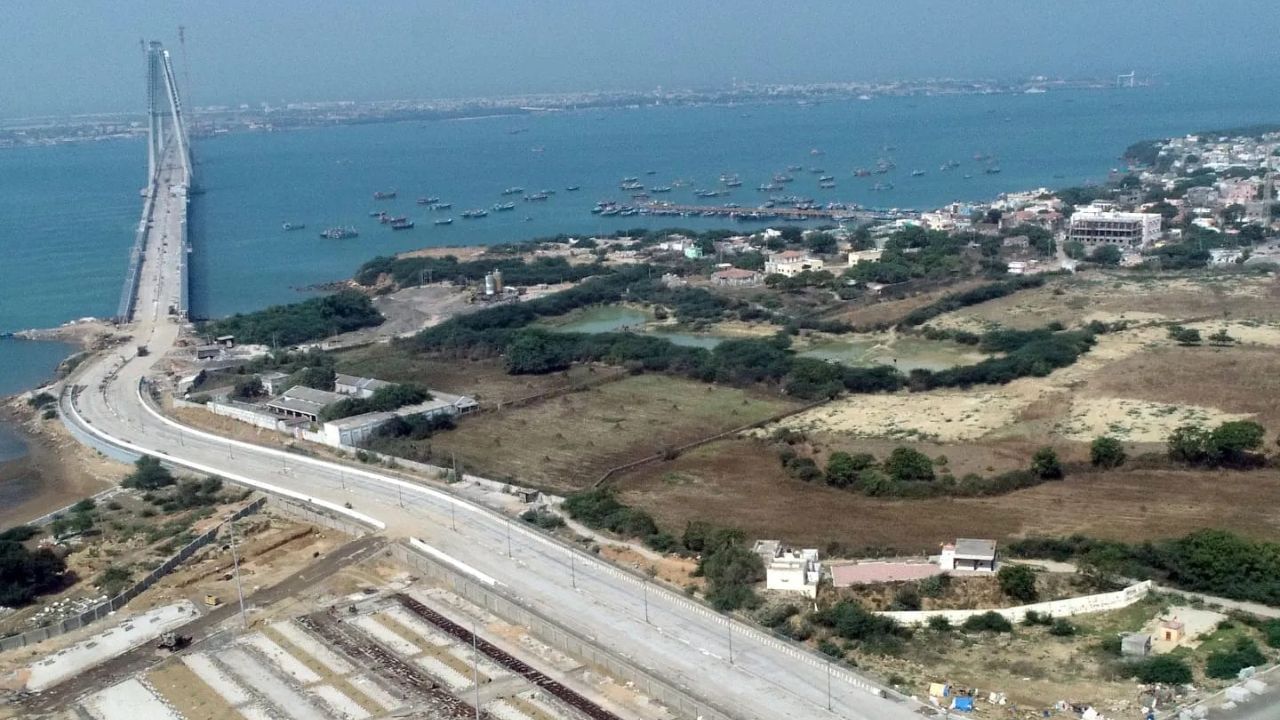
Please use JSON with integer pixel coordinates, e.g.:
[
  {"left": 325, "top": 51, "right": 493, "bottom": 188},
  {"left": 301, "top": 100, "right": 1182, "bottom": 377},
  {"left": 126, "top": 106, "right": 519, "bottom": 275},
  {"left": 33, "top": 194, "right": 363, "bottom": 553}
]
[
  {"left": 1089, "top": 245, "right": 1123, "bottom": 266},
  {"left": 1208, "top": 420, "right": 1265, "bottom": 465},
  {"left": 1064, "top": 240, "right": 1086, "bottom": 259},
  {"left": 1168, "top": 325, "right": 1202, "bottom": 346},
  {"left": 1131, "top": 655, "right": 1193, "bottom": 684},
  {"left": 289, "top": 365, "right": 336, "bottom": 391},
  {"left": 825, "top": 451, "right": 874, "bottom": 488},
  {"left": 1030, "top": 447, "right": 1064, "bottom": 480},
  {"left": 997, "top": 564, "right": 1038, "bottom": 602},
  {"left": 122, "top": 455, "right": 175, "bottom": 490},
  {"left": 1090, "top": 436, "right": 1127, "bottom": 469},
  {"left": 883, "top": 447, "right": 935, "bottom": 483},
  {"left": 505, "top": 331, "right": 572, "bottom": 374},
  {"left": 1168, "top": 424, "right": 1212, "bottom": 464},
  {"left": 0, "top": 540, "right": 67, "bottom": 606},
  {"left": 1079, "top": 544, "right": 1130, "bottom": 588},
  {"left": 233, "top": 376, "right": 264, "bottom": 399},
  {"left": 1205, "top": 637, "right": 1265, "bottom": 679}
]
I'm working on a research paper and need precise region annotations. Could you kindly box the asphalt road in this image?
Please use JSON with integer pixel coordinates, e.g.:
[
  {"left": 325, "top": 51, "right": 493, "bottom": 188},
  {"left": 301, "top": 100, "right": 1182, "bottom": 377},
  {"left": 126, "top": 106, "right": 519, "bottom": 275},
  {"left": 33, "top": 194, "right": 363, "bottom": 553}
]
[{"left": 60, "top": 143, "right": 924, "bottom": 720}]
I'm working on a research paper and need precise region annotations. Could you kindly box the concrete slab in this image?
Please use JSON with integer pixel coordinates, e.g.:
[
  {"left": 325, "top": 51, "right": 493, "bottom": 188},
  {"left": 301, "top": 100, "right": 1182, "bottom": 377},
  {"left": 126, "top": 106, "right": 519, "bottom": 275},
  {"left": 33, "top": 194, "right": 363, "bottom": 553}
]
[
  {"left": 308, "top": 684, "right": 370, "bottom": 720},
  {"left": 241, "top": 633, "right": 322, "bottom": 685},
  {"left": 350, "top": 615, "right": 421, "bottom": 658},
  {"left": 414, "top": 654, "right": 473, "bottom": 691},
  {"left": 181, "top": 652, "right": 253, "bottom": 707},
  {"left": 219, "top": 646, "right": 329, "bottom": 720},
  {"left": 23, "top": 602, "right": 198, "bottom": 692},
  {"left": 82, "top": 678, "right": 182, "bottom": 720},
  {"left": 270, "top": 621, "right": 355, "bottom": 675},
  {"left": 830, "top": 562, "right": 942, "bottom": 587}
]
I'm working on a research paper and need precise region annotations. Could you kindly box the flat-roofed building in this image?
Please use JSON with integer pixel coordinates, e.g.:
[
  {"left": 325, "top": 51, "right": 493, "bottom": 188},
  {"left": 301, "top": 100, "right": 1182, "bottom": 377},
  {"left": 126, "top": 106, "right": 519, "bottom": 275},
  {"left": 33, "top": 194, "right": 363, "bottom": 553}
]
[
  {"left": 263, "top": 386, "right": 345, "bottom": 422},
  {"left": 1067, "top": 204, "right": 1162, "bottom": 249},
  {"left": 334, "top": 373, "right": 394, "bottom": 399}
]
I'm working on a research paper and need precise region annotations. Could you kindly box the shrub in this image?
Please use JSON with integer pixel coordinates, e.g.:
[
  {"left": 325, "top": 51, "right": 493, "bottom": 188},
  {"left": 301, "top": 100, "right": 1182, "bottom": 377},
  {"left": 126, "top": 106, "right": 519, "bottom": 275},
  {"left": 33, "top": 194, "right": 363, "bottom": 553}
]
[
  {"left": 918, "top": 573, "right": 951, "bottom": 598},
  {"left": 758, "top": 604, "right": 800, "bottom": 629},
  {"left": 926, "top": 615, "right": 952, "bottom": 633},
  {"left": 1130, "top": 655, "right": 1192, "bottom": 684},
  {"left": 1090, "top": 436, "right": 1127, "bottom": 468},
  {"left": 883, "top": 447, "right": 935, "bottom": 483},
  {"left": 1030, "top": 447, "right": 1064, "bottom": 480},
  {"left": 961, "top": 612, "right": 1013, "bottom": 633},
  {"left": 998, "top": 565, "right": 1039, "bottom": 603},
  {"left": 1048, "top": 619, "right": 1076, "bottom": 637},
  {"left": 122, "top": 456, "right": 175, "bottom": 490},
  {"left": 1205, "top": 637, "right": 1265, "bottom": 679},
  {"left": 818, "top": 639, "right": 843, "bottom": 658},
  {"left": 1022, "top": 610, "right": 1052, "bottom": 626}
]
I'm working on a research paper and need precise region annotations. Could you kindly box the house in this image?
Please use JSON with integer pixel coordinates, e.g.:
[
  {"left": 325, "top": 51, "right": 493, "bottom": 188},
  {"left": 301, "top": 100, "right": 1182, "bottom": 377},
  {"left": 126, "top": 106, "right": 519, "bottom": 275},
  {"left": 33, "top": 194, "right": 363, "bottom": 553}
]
[
  {"left": 765, "top": 250, "right": 823, "bottom": 278},
  {"left": 259, "top": 371, "right": 291, "bottom": 396},
  {"left": 1121, "top": 633, "right": 1153, "bottom": 658},
  {"left": 683, "top": 245, "right": 704, "bottom": 260},
  {"left": 264, "top": 385, "right": 346, "bottom": 423},
  {"left": 195, "top": 344, "right": 223, "bottom": 361},
  {"left": 753, "top": 540, "right": 821, "bottom": 597},
  {"left": 334, "top": 373, "right": 393, "bottom": 399},
  {"left": 214, "top": 335, "right": 236, "bottom": 348},
  {"left": 938, "top": 538, "right": 997, "bottom": 572},
  {"left": 710, "top": 268, "right": 762, "bottom": 287},
  {"left": 319, "top": 390, "right": 478, "bottom": 447},
  {"left": 1158, "top": 620, "right": 1185, "bottom": 644},
  {"left": 846, "top": 249, "right": 883, "bottom": 266}
]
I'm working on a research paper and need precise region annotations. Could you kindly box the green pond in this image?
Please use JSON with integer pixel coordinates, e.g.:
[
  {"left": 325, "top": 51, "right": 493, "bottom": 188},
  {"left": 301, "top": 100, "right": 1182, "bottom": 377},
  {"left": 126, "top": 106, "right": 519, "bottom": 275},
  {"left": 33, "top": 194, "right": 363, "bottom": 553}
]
[{"left": 544, "top": 306, "right": 983, "bottom": 369}]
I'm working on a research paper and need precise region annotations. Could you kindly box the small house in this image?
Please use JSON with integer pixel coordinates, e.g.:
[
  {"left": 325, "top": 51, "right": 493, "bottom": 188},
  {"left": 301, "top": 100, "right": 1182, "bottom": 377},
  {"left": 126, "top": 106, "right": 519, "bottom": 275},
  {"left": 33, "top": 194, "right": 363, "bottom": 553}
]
[
  {"left": 334, "top": 373, "right": 393, "bottom": 399},
  {"left": 264, "top": 385, "right": 345, "bottom": 423},
  {"left": 753, "top": 540, "right": 821, "bottom": 597},
  {"left": 939, "top": 538, "right": 997, "bottom": 572},
  {"left": 259, "top": 371, "right": 291, "bottom": 396},
  {"left": 1159, "top": 620, "right": 1185, "bottom": 644},
  {"left": 1121, "top": 633, "right": 1152, "bottom": 658},
  {"left": 195, "top": 344, "right": 223, "bottom": 361},
  {"left": 214, "top": 335, "right": 236, "bottom": 348}
]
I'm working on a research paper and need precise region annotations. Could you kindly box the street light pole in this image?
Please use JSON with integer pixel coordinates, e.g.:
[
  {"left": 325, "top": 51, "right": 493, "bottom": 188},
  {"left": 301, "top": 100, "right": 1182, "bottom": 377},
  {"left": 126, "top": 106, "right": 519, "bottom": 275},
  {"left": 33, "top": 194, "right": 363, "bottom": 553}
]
[
  {"left": 471, "top": 620, "right": 481, "bottom": 720},
  {"left": 643, "top": 580, "right": 650, "bottom": 624},
  {"left": 827, "top": 659, "right": 832, "bottom": 711},
  {"left": 570, "top": 553, "right": 576, "bottom": 589},
  {"left": 506, "top": 519, "right": 513, "bottom": 558},
  {"left": 728, "top": 621, "right": 734, "bottom": 665},
  {"left": 228, "top": 519, "right": 247, "bottom": 629}
]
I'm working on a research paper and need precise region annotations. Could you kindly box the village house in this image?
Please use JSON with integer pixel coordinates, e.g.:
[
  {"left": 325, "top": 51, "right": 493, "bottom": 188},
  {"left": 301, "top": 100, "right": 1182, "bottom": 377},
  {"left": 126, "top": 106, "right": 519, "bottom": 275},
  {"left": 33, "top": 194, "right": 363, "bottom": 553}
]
[
  {"left": 847, "top": 248, "right": 883, "bottom": 266},
  {"left": 334, "top": 373, "right": 393, "bottom": 399},
  {"left": 263, "top": 385, "right": 346, "bottom": 423},
  {"left": 752, "top": 540, "right": 821, "bottom": 597},
  {"left": 765, "top": 250, "right": 823, "bottom": 277},
  {"left": 938, "top": 538, "right": 997, "bottom": 572},
  {"left": 710, "top": 267, "right": 762, "bottom": 287}
]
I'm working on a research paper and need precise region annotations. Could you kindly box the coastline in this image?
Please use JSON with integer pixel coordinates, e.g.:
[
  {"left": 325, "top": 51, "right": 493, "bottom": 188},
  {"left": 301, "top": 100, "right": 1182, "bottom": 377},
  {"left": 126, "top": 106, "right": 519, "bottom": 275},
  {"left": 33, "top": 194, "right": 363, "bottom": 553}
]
[{"left": 0, "top": 403, "right": 120, "bottom": 529}]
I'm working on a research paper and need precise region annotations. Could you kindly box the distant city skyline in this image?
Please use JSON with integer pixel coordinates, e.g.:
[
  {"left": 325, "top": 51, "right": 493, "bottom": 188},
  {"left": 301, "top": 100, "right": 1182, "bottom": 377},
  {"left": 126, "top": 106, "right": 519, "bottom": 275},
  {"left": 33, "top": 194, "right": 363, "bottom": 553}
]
[{"left": 3, "top": 0, "right": 1280, "bottom": 118}]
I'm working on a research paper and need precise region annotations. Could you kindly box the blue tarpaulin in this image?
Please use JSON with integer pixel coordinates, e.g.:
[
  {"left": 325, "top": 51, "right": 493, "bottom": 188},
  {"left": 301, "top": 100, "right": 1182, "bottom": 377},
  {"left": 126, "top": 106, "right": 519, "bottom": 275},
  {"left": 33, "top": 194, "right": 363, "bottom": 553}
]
[{"left": 951, "top": 696, "right": 974, "bottom": 712}]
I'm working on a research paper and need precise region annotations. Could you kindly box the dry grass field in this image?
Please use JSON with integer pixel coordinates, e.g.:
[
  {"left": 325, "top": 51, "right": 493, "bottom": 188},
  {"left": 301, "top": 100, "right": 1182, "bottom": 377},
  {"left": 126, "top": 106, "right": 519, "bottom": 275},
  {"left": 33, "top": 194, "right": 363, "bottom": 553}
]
[
  {"left": 333, "top": 346, "right": 611, "bottom": 406},
  {"left": 426, "top": 374, "right": 801, "bottom": 492},
  {"left": 615, "top": 436, "right": 1280, "bottom": 552}
]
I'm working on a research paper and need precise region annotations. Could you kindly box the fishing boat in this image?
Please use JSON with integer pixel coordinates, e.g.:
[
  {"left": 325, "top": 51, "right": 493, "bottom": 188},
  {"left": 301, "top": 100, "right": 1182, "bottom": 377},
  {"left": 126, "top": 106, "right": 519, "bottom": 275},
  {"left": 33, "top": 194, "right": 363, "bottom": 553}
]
[
  {"left": 416, "top": 196, "right": 440, "bottom": 205},
  {"left": 853, "top": 168, "right": 871, "bottom": 177},
  {"left": 461, "top": 209, "right": 489, "bottom": 219},
  {"left": 432, "top": 202, "right": 452, "bottom": 210},
  {"left": 757, "top": 183, "right": 783, "bottom": 192},
  {"left": 911, "top": 170, "right": 926, "bottom": 177},
  {"left": 492, "top": 202, "right": 516, "bottom": 211},
  {"left": 501, "top": 187, "right": 524, "bottom": 196},
  {"left": 523, "top": 192, "right": 550, "bottom": 202},
  {"left": 984, "top": 167, "right": 1002, "bottom": 174},
  {"left": 619, "top": 181, "right": 644, "bottom": 191},
  {"left": 773, "top": 173, "right": 794, "bottom": 183},
  {"left": 818, "top": 175, "right": 835, "bottom": 182},
  {"left": 565, "top": 185, "right": 581, "bottom": 191},
  {"left": 650, "top": 186, "right": 673, "bottom": 193},
  {"left": 819, "top": 181, "right": 837, "bottom": 189},
  {"left": 373, "top": 190, "right": 396, "bottom": 200},
  {"left": 320, "top": 226, "right": 358, "bottom": 240},
  {"left": 281, "top": 222, "right": 306, "bottom": 231},
  {"left": 390, "top": 218, "right": 415, "bottom": 230},
  {"left": 434, "top": 218, "right": 454, "bottom": 225}
]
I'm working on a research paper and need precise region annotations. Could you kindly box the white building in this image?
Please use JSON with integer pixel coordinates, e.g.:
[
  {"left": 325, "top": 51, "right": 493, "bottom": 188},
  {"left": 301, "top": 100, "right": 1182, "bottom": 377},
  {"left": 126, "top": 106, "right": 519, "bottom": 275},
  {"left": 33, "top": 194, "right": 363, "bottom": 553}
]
[
  {"left": 765, "top": 250, "right": 824, "bottom": 277},
  {"left": 321, "top": 391, "right": 478, "bottom": 447},
  {"left": 1067, "top": 204, "right": 1163, "bottom": 249},
  {"left": 334, "top": 373, "right": 394, "bottom": 399},
  {"left": 939, "top": 538, "right": 997, "bottom": 572},
  {"left": 753, "top": 540, "right": 821, "bottom": 597},
  {"left": 847, "top": 249, "right": 883, "bottom": 266}
]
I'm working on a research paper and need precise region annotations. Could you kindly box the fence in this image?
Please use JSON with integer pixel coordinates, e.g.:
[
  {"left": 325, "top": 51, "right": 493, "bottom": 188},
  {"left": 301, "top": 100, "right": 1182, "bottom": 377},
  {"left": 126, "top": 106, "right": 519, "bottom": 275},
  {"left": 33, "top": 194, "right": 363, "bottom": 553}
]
[
  {"left": 880, "top": 580, "right": 1154, "bottom": 626},
  {"left": 0, "top": 497, "right": 266, "bottom": 652},
  {"left": 391, "top": 541, "right": 738, "bottom": 720}
]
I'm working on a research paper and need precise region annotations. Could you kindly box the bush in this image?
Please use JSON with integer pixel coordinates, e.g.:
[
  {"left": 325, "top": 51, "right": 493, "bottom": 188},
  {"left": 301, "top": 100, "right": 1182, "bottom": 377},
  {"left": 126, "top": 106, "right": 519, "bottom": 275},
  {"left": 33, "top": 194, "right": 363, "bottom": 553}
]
[
  {"left": 883, "top": 447, "right": 935, "bottom": 483},
  {"left": 1030, "top": 447, "right": 1064, "bottom": 480},
  {"left": 204, "top": 289, "right": 384, "bottom": 346},
  {"left": 758, "top": 604, "right": 800, "bottom": 629},
  {"left": 926, "top": 615, "right": 952, "bottom": 633},
  {"left": 1130, "top": 655, "right": 1193, "bottom": 684},
  {"left": 96, "top": 565, "right": 132, "bottom": 597},
  {"left": 27, "top": 392, "right": 57, "bottom": 409},
  {"left": 519, "top": 509, "right": 565, "bottom": 530},
  {"left": 1205, "top": 637, "right": 1265, "bottom": 679},
  {"left": 818, "top": 639, "right": 843, "bottom": 658},
  {"left": 919, "top": 573, "right": 951, "bottom": 598},
  {"left": 122, "top": 456, "right": 175, "bottom": 490},
  {"left": 961, "top": 612, "right": 1013, "bottom": 633},
  {"left": 998, "top": 565, "right": 1039, "bottom": 603},
  {"left": 0, "top": 539, "right": 67, "bottom": 605},
  {"left": 1048, "top": 619, "right": 1076, "bottom": 636},
  {"left": 1090, "top": 436, "right": 1127, "bottom": 468},
  {"left": 1022, "top": 610, "right": 1052, "bottom": 626}
]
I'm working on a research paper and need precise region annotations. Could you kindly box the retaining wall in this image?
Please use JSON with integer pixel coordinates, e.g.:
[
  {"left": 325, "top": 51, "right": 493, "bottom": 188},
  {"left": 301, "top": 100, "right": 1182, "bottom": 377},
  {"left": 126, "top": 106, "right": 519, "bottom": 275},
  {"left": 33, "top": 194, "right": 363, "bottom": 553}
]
[
  {"left": 0, "top": 497, "right": 266, "bottom": 652},
  {"left": 392, "top": 541, "right": 737, "bottom": 720},
  {"left": 265, "top": 495, "right": 374, "bottom": 538},
  {"left": 880, "top": 580, "right": 1153, "bottom": 626}
]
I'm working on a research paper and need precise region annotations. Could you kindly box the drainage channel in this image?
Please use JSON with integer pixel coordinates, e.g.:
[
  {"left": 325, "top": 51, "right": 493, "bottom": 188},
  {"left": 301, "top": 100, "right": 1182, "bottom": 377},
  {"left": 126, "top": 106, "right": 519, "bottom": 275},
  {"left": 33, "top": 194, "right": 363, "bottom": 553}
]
[
  {"left": 394, "top": 593, "right": 624, "bottom": 720},
  {"left": 298, "top": 610, "right": 481, "bottom": 719}
]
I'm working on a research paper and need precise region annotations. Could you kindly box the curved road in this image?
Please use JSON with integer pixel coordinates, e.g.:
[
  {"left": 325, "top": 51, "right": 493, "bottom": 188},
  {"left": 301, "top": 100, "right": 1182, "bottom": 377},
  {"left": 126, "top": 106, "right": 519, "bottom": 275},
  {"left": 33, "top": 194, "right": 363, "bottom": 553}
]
[{"left": 62, "top": 147, "right": 923, "bottom": 720}]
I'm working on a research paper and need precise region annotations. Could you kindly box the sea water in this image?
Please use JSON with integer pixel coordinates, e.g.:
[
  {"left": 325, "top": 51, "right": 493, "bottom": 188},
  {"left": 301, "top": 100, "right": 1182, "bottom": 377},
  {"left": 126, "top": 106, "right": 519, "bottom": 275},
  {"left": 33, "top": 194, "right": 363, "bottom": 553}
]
[{"left": 3, "top": 74, "right": 1280, "bottom": 391}]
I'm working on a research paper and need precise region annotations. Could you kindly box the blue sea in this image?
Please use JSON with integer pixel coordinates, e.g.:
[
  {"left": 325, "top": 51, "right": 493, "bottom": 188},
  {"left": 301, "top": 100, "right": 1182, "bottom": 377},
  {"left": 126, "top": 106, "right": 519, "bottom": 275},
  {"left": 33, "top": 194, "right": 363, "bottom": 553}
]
[{"left": 3, "top": 74, "right": 1280, "bottom": 399}]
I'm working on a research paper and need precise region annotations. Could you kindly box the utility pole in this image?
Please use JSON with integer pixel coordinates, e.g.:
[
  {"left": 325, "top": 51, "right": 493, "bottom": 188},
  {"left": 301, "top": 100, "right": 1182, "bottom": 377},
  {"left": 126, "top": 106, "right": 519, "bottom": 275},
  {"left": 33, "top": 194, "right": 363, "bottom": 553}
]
[
  {"left": 728, "top": 621, "right": 734, "bottom": 665},
  {"left": 506, "top": 519, "right": 513, "bottom": 558},
  {"left": 471, "top": 620, "right": 481, "bottom": 720},
  {"left": 570, "top": 553, "right": 577, "bottom": 589},
  {"left": 827, "top": 659, "right": 833, "bottom": 711},
  {"left": 228, "top": 519, "right": 248, "bottom": 628},
  {"left": 643, "top": 580, "right": 650, "bottom": 624}
]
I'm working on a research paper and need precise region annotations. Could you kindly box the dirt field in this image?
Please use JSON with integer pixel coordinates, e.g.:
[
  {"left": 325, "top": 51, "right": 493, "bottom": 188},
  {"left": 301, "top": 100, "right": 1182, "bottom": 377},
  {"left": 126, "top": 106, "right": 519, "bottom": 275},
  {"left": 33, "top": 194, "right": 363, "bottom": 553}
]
[
  {"left": 333, "top": 347, "right": 614, "bottom": 406},
  {"left": 615, "top": 437, "right": 1280, "bottom": 552},
  {"left": 426, "top": 374, "right": 801, "bottom": 492}
]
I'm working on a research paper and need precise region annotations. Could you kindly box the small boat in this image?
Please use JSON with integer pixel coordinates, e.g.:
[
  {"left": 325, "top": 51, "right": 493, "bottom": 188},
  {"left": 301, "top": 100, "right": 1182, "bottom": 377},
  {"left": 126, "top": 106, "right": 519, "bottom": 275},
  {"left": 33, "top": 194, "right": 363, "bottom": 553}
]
[
  {"left": 434, "top": 218, "right": 454, "bottom": 225},
  {"left": 368, "top": 210, "right": 384, "bottom": 217},
  {"left": 809, "top": 168, "right": 825, "bottom": 174},
  {"left": 853, "top": 168, "right": 871, "bottom": 177},
  {"left": 373, "top": 190, "right": 397, "bottom": 200},
  {"left": 650, "top": 186, "right": 673, "bottom": 193},
  {"left": 619, "top": 181, "right": 644, "bottom": 191},
  {"left": 773, "top": 174, "right": 794, "bottom": 183},
  {"left": 492, "top": 202, "right": 516, "bottom": 211},
  {"left": 724, "top": 178, "right": 743, "bottom": 188},
  {"left": 911, "top": 170, "right": 926, "bottom": 177},
  {"left": 984, "top": 167, "right": 1002, "bottom": 174},
  {"left": 281, "top": 222, "right": 306, "bottom": 231},
  {"left": 501, "top": 187, "right": 524, "bottom": 196},
  {"left": 565, "top": 185, "right": 581, "bottom": 191},
  {"left": 620, "top": 176, "right": 639, "bottom": 183},
  {"left": 757, "top": 183, "right": 783, "bottom": 192},
  {"left": 416, "top": 196, "right": 440, "bottom": 205},
  {"left": 523, "top": 192, "right": 550, "bottom": 202},
  {"left": 810, "top": 148, "right": 824, "bottom": 156},
  {"left": 433, "top": 202, "right": 452, "bottom": 210},
  {"left": 786, "top": 165, "right": 803, "bottom": 172},
  {"left": 461, "top": 209, "right": 488, "bottom": 219},
  {"left": 320, "top": 226, "right": 358, "bottom": 240},
  {"left": 645, "top": 170, "right": 657, "bottom": 175},
  {"left": 819, "top": 181, "right": 837, "bottom": 189},
  {"left": 390, "top": 218, "right": 415, "bottom": 230},
  {"left": 818, "top": 175, "right": 835, "bottom": 182},
  {"left": 871, "top": 182, "right": 894, "bottom": 191}
]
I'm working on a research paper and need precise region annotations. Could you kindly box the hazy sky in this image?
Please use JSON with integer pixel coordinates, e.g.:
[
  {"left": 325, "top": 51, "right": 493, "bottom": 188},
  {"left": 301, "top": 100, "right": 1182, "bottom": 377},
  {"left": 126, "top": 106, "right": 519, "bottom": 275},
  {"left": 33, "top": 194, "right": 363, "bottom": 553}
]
[{"left": 4, "top": 1, "right": 1278, "bottom": 118}]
